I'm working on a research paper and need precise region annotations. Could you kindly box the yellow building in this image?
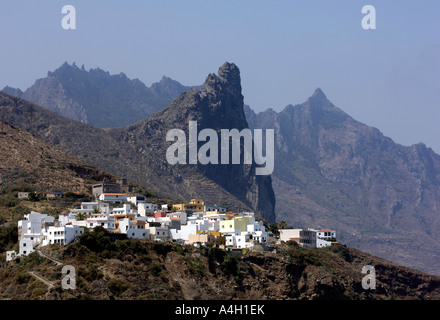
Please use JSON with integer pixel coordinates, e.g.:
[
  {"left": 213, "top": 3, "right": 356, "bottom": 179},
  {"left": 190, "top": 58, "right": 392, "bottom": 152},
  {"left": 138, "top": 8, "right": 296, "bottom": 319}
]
[
  {"left": 172, "top": 199, "right": 205, "bottom": 212},
  {"left": 219, "top": 216, "right": 250, "bottom": 232}
]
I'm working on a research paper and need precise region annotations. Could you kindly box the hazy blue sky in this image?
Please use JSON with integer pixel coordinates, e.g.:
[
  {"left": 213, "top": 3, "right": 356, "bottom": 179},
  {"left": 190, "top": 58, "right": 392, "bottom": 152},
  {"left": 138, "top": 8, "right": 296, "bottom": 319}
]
[{"left": 1, "top": 1, "right": 439, "bottom": 152}]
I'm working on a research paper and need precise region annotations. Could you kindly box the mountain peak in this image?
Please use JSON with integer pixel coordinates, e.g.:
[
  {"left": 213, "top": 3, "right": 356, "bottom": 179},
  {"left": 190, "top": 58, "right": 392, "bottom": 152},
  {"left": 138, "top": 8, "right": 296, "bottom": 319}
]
[
  {"left": 218, "top": 62, "right": 240, "bottom": 83},
  {"left": 201, "top": 62, "right": 242, "bottom": 100},
  {"left": 312, "top": 87, "right": 327, "bottom": 100}
]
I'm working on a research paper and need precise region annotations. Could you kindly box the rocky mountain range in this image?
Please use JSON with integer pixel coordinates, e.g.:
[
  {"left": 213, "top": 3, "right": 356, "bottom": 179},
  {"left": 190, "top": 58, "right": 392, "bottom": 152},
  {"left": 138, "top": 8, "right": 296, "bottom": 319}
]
[
  {"left": 2, "top": 62, "right": 201, "bottom": 128},
  {"left": 0, "top": 62, "right": 276, "bottom": 222},
  {"left": 244, "top": 89, "right": 440, "bottom": 276}
]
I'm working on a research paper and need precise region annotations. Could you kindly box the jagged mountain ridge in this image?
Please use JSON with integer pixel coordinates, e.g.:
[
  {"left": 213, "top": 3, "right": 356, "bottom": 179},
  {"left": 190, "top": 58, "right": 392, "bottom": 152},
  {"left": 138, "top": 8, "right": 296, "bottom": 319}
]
[
  {"left": 244, "top": 89, "right": 440, "bottom": 276},
  {"left": 0, "top": 62, "right": 276, "bottom": 222},
  {"left": 2, "top": 62, "right": 201, "bottom": 128}
]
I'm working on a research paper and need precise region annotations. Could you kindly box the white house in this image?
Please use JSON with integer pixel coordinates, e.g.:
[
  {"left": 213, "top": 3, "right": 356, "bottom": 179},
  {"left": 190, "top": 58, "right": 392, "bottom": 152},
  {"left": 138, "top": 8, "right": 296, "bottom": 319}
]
[
  {"left": 42, "top": 225, "right": 84, "bottom": 246},
  {"left": 167, "top": 211, "right": 187, "bottom": 224},
  {"left": 280, "top": 228, "right": 334, "bottom": 248},
  {"left": 70, "top": 202, "right": 110, "bottom": 217},
  {"left": 316, "top": 238, "right": 332, "bottom": 248},
  {"left": 224, "top": 230, "right": 252, "bottom": 249},
  {"left": 170, "top": 219, "right": 209, "bottom": 242},
  {"left": 18, "top": 212, "right": 55, "bottom": 256},
  {"left": 127, "top": 194, "right": 146, "bottom": 207},
  {"left": 137, "top": 203, "right": 158, "bottom": 216},
  {"left": 19, "top": 238, "right": 34, "bottom": 256},
  {"left": 83, "top": 213, "right": 116, "bottom": 232},
  {"left": 118, "top": 218, "right": 150, "bottom": 240},
  {"left": 6, "top": 250, "right": 17, "bottom": 262},
  {"left": 17, "top": 192, "right": 30, "bottom": 199},
  {"left": 146, "top": 222, "right": 169, "bottom": 241},
  {"left": 317, "top": 229, "right": 336, "bottom": 241},
  {"left": 111, "top": 203, "right": 133, "bottom": 216},
  {"left": 98, "top": 193, "right": 127, "bottom": 204}
]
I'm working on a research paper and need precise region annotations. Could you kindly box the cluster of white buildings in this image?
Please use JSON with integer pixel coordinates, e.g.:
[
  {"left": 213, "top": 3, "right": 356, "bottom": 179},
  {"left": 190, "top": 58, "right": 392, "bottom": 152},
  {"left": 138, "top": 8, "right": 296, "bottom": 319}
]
[
  {"left": 6, "top": 196, "right": 277, "bottom": 261},
  {"left": 5, "top": 191, "right": 337, "bottom": 262}
]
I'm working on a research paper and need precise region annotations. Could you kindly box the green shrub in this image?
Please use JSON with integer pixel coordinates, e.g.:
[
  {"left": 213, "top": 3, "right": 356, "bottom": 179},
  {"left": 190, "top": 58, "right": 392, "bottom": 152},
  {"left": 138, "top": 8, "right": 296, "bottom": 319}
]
[
  {"left": 77, "top": 265, "right": 103, "bottom": 282},
  {"left": 148, "top": 262, "right": 162, "bottom": 276},
  {"left": 107, "top": 278, "right": 129, "bottom": 295},
  {"left": 3, "top": 182, "right": 35, "bottom": 194},
  {"left": 15, "top": 272, "right": 31, "bottom": 284},
  {"left": 31, "top": 287, "right": 47, "bottom": 299},
  {"left": 0, "top": 224, "right": 18, "bottom": 252},
  {"left": 0, "top": 195, "right": 19, "bottom": 207},
  {"left": 175, "top": 243, "right": 185, "bottom": 255},
  {"left": 79, "top": 226, "right": 114, "bottom": 253},
  {"left": 190, "top": 258, "right": 206, "bottom": 277}
]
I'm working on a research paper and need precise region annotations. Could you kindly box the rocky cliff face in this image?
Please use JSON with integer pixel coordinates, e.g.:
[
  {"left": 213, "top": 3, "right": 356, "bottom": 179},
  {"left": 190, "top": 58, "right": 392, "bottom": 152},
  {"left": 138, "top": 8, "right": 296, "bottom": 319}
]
[
  {"left": 2, "top": 62, "right": 199, "bottom": 128},
  {"left": 0, "top": 62, "right": 276, "bottom": 221},
  {"left": 245, "top": 89, "right": 440, "bottom": 276}
]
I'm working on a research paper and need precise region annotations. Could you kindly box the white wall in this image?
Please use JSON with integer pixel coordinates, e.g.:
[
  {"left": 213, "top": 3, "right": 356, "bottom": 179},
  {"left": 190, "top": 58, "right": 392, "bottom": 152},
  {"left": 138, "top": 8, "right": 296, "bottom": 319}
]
[
  {"left": 6, "top": 250, "right": 16, "bottom": 262},
  {"left": 19, "top": 239, "right": 34, "bottom": 256},
  {"left": 138, "top": 203, "right": 158, "bottom": 216},
  {"left": 43, "top": 225, "right": 84, "bottom": 246},
  {"left": 279, "top": 229, "right": 301, "bottom": 242}
]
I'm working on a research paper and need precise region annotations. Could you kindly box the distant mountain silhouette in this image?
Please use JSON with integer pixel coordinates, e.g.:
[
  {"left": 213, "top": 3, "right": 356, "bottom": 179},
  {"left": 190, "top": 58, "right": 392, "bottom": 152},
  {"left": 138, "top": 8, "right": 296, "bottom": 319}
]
[{"left": 2, "top": 62, "right": 201, "bottom": 128}]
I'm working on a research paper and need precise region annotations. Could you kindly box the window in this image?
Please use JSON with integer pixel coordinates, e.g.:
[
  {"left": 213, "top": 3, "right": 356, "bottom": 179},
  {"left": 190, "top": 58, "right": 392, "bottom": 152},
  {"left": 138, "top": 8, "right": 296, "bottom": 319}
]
[{"left": 23, "top": 243, "right": 26, "bottom": 247}]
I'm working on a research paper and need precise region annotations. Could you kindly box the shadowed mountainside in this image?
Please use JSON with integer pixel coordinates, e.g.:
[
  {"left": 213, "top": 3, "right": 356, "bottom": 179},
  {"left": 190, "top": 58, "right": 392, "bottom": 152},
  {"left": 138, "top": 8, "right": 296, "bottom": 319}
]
[{"left": 245, "top": 89, "right": 440, "bottom": 275}]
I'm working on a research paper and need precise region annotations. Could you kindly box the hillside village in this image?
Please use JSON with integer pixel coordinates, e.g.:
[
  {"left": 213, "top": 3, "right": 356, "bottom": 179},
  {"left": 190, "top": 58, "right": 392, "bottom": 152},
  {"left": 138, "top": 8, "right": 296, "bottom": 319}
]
[{"left": 5, "top": 180, "right": 336, "bottom": 262}]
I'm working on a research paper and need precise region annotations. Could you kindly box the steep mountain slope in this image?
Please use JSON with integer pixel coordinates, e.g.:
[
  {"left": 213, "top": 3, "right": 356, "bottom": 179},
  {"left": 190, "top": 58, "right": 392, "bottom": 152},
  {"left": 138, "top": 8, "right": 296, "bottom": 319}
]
[
  {"left": 245, "top": 89, "right": 440, "bottom": 276},
  {"left": 0, "top": 121, "right": 116, "bottom": 195},
  {"left": 0, "top": 62, "right": 276, "bottom": 221},
  {"left": 2, "top": 62, "right": 200, "bottom": 128},
  {"left": 2, "top": 235, "right": 440, "bottom": 300}
]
